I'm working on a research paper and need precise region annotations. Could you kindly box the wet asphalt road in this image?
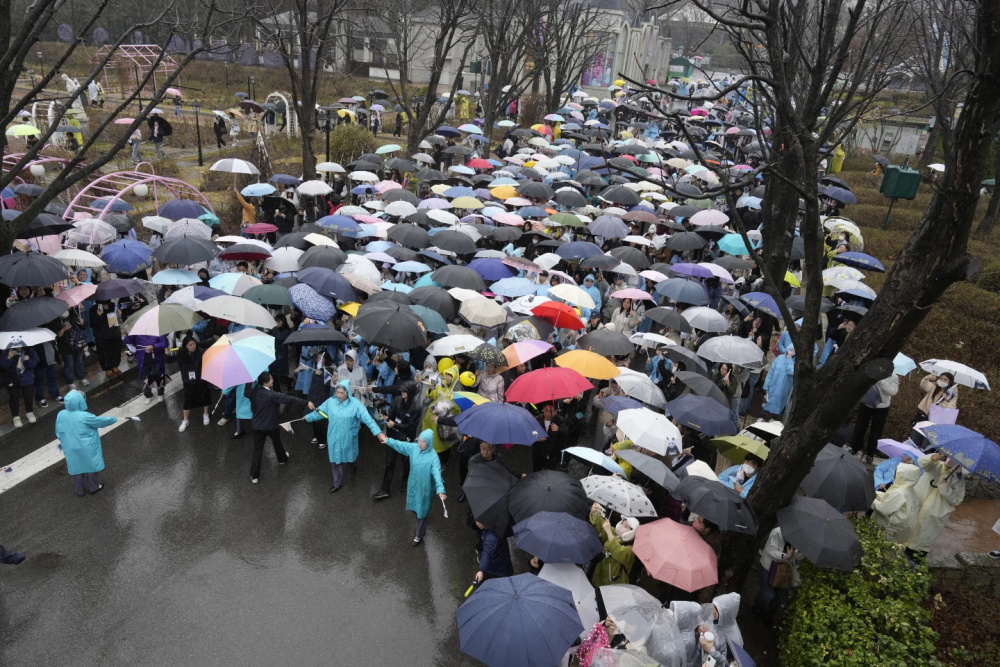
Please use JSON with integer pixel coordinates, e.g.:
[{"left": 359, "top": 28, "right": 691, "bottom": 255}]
[{"left": 0, "top": 379, "right": 522, "bottom": 666}]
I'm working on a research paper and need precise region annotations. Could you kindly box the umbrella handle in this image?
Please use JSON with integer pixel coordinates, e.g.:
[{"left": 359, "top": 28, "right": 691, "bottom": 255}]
[
  {"left": 464, "top": 582, "right": 477, "bottom": 597},
  {"left": 210, "top": 395, "right": 224, "bottom": 414}
]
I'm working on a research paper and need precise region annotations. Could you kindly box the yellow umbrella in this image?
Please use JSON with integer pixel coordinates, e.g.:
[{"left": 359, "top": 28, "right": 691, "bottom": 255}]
[
  {"left": 226, "top": 108, "right": 245, "bottom": 119},
  {"left": 490, "top": 185, "right": 518, "bottom": 200},
  {"left": 5, "top": 124, "right": 40, "bottom": 137},
  {"left": 431, "top": 183, "right": 450, "bottom": 195},
  {"left": 784, "top": 271, "right": 801, "bottom": 287},
  {"left": 666, "top": 158, "right": 691, "bottom": 169},
  {"left": 555, "top": 349, "right": 620, "bottom": 380},
  {"left": 711, "top": 436, "right": 770, "bottom": 463},
  {"left": 338, "top": 302, "right": 360, "bottom": 317},
  {"left": 450, "top": 196, "right": 483, "bottom": 210},
  {"left": 336, "top": 109, "right": 356, "bottom": 119}
]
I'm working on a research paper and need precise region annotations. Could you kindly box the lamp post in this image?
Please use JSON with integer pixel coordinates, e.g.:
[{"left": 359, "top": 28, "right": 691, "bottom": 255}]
[
  {"left": 250, "top": 75, "right": 256, "bottom": 100},
  {"left": 318, "top": 108, "right": 331, "bottom": 162},
  {"left": 37, "top": 51, "right": 44, "bottom": 78},
  {"left": 192, "top": 100, "right": 204, "bottom": 167},
  {"left": 247, "top": 75, "right": 255, "bottom": 100}
]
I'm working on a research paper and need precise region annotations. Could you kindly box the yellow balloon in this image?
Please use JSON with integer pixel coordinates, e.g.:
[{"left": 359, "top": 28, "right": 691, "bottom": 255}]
[
  {"left": 438, "top": 358, "right": 455, "bottom": 373},
  {"left": 460, "top": 371, "right": 476, "bottom": 387}
]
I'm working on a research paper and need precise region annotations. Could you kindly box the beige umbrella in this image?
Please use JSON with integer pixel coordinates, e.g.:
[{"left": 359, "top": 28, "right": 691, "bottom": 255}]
[
  {"left": 548, "top": 283, "right": 595, "bottom": 309},
  {"left": 199, "top": 295, "right": 276, "bottom": 328},
  {"left": 52, "top": 249, "right": 105, "bottom": 268},
  {"left": 459, "top": 297, "right": 507, "bottom": 327}
]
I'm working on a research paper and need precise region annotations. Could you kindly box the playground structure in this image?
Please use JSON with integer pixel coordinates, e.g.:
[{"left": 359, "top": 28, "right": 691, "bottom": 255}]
[
  {"left": 2, "top": 153, "right": 86, "bottom": 202},
  {"left": 265, "top": 92, "right": 298, "bottom": 137},
  {"left": 91, "top": 45, "right": 180, "bottom": 99},
  {"left": 62, "top": 165, "right": 214, "bottom": 221}
]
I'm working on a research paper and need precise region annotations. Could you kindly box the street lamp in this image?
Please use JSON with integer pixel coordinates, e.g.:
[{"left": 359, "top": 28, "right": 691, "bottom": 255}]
[
  {"left": 318, "top": 108, "right": 332, "bottom": 162},
  {"left": 37, "top": 51, "right": 44, "bottom": 78},
  {"left": 191, "top": 100, "right": 204, "bottom": 167},
  {"left": 248, "top": 75, "right": 255, "bottom": 100}
]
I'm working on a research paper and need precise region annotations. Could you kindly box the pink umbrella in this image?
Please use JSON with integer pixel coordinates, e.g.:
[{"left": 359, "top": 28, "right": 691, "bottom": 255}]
[
  {"left": 876, "top": 438, "right": 925, "bottom": 462},
  {"left": 365, "top": 252, "right": 396, "bottom": 264},
  {"left": 493, "top": 211, "right": 524, "bottom": 226},
  {"left": 610, "top": 288, "right": 653, "bottom": 302},
  {"left": 166, "top": 87, "right": 182, "bottom": 97},
  {"left": 113, "top": 118, "right": 136, "bottom": 125},
  {"left": 725, "top": 127, "right": 742, "bottom": 135},
  {"left": 639, "top": 270, "right": 669, "bottom": 283},
  {"left": 505, "top": 197, "right": 532, "bottom": 207},
  {"left": 690, "top": 108, "right": 708, "bottom": 117},
  {"left": 633, "top": 518, "right": 718, "bottom": 592},
  {"left": 352, "top": 214, "right": 382, "bottom": 224},
  {"left": 503, "top": 339, "right": 553, "bottom": 367},
  {"left": 57, "top": 283, "right": 97, "bottom": 307},
  {"left": 376, "top": 180, "right": 402, "bottom": 193}
]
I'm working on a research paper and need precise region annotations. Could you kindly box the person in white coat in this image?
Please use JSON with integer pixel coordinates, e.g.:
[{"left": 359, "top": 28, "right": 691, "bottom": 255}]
[
  {"left": 871, "top": 463, "right": 922, "bottom": 544},
  {"left": 906, "top": 453, "right": 966, "bottom": 558},
  {"left": 753, "top": 526, "right": 804, "bottom": 625}
]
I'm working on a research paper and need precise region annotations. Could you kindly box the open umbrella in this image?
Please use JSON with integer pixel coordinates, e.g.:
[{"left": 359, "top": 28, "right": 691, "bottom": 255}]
[
  {"left": 613, "top": 369, "right": 667, "bottom": 408},
  {"left": 56, "top": 284, "right": 97, "bottom": 308},
  {"left": 712, "top": 435, "right": 770, "bottom": 464},
  {"left": 800, "top": 443, "right": 876, "bottom": 512},
  {"left": 655, "top": 278, "right": 709, "bottom": 306},
  {"left": 506, "top": 367, "right": 593, "bottom": 404},
  {"left": 582, "top": 476, "right": 657, "bottom": 517},
  {"left": 674, "top": 477, "right": 757, "bottom": 535},
  {"left": 454, "top": 402, "right": 543, "bottom": 446},
  {"left": 0, "top": 328, "right": 56, "bottom": 349},
  {"left": 632, "top": 518, "right": 718, "bottom": 592},
  {"left": 289, "top": 283, "right": 336, "bottom": 321},
  {"left": 598, "top": 584, "right": 686, "bottom": 665},
  {"left": 562, "top": 446, "right": 627, "bottom": 476},
  {"left": 503, "top": 340, "right": 552, "bottom": 367},
  {"left": 577, "top": 328, "right": 633, "bottom": 356},
  {"left": 463, "top": 460, "right": 517, "bottom": 535},
  {"left": 199, "top": 295, "right": 277, "bottom": 329},
  {"left": 457, "top": 574, "right": 583, "bottom": 667},
  {"left": 739, "top": 291, "right": 781, "bottom": 319},
  {"left": 0, "top": 252, "right": 69, "bottom": 287},
  {"left": 555, "top": 349, "right": 620, "bottom": 380},
  {"left": 777, "top": 496, "right": 863, "bottom": 571},
  {"left": 427, "top": 334, "right": 484, "bottom": 356},
  {"left": 508, "top": 470, "right": 590, "bottom": 523},
  {"left": 918, "top": 359, "right": 990, "bottom": 390},
  {"left": 121, "top": 303, "right": 202, "bottom": 336},
  {"left": 680, "top": 307, "right": 729, "bottom": 333},
  {"left": 672, "top": 371, "right": 729, "bottom": 408},
  {"left": 616, "top": 407, "right": 682, "bottom": 456},
  {"left": 665, "top": 394, "right": 739, "bottom": 436},
  {"left": 616, "top": 449, "right": 680, "bottom": 492},
  {"left": 209, "top": 272, "right": 262, "bottom": 297},
  {"left": 152, "top": 236, "right": 218, "bottom": 265},
  {"left": 164, "top": 285, "right": 225, "bottom": 310},
  {"left": 460, "top": 297, "right": 507, "bottom": 327},
  {"left": 352, "top": 303, "right": 426, "bottom": 350},
  {"left": 431, "top": 265, "right": 486, "bottom": 291},
  {"left": 537, "top": 563, "right": 600, "bottom": 640},
  {"left": 202, "top": 329, "right": 276, "bottom": 389},
  {"left": 643, "top": 307, "right": 692, "bottom": 333},
  {"left": 94, "top": 278, "right": 145, "bottom": 301},
  {"left": 696, "top": 335, "right": 766, "bottom": 368},
  {"left": 513, "top": 511, "right": 604, "bottom": 564},
  {"left": 0, "top": 297, "right": 67, "bottom": 331},
  {"left": 469, "top": 342, "right": 506, "bottom": 366},
  {"left": 919, "top": 424, "right": 1000, "bottom": 483},
  {"left": 284, "top": 323, "right": 347, "bottom": 346}
]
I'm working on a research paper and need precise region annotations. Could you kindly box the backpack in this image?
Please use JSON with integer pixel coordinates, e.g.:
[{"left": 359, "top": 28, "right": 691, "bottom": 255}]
[{"left": 66, "top": 326, "right": 88, "bottom": 351}]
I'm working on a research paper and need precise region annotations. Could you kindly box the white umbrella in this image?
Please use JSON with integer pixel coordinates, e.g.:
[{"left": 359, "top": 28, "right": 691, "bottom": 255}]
[
  {"left": 697, "top": 262, "right": 734, "bottom": 283},
  {"left": 680, "top": 306, "right": 730, "bottom": 333},
  {"left": 316, "top": 161, "right": 345, "bottom": 173},
  {"left": 534, "top": 253, "right": 562, "bottom": 271},
  {"left": 304, "top": 233, "right": 338, "bottom": 247},
  {"left": 427, "top": 334, "right": 484, "bottom": 356},
  {"left": 827, "top": 278, "right": 877, "bottom": 299},
  {"left": 617, "top": 408, "right": 681, "bottom": 456},
  {"left": 537, "top": 563, "right": 600, "bottom": 640},
  {"left": 582, "top": 475, "right": 658, "bottom": 517},
  {"left": 337, "top": 255, "right": 381, "bottom": 284},
  {"left": 385, "top": 201, "right": 417, "bottom": 217},
  {"left": 298, "top": 180, "right": 333, "bottom": 196},
  {"left": 822, "top": 266, "right": 865, "bottom": 283},
  {"left": 452, "top": 223, "right": 483, "bottom": 241},
  {"left": 142, "top": 215, "right": 173, "bottom": 235},
  {"left": 427, "top": 209, "right": 460, "bottom": 226},
  {"left": 209, "top": 158, "right": 260, "bottom": 175},
  {"left": 199, "top": 295, "right": 276, "bottom": 328},
  {"left": 682, "top": 460, "right": 718, "bottom": 481},
  {"left": 264, "top": 247, "right": 304, "bottom": 273},
  {"left": 614, "top": 369, "right": 666, "bottom": 408},
  {"left": 52, "top": 249, "right": 105, "bottom": 268},
  {"left": 928, "top": 163, "right": 945, "bottom": 172},
  {"left": 697, "top": 335, "right": 766, "bottom": 368},
  {"left": 621, "top": 235, "right": 652, "bottom": 247},
  {"left": 0, "top": 328, "right": 56, "bottom": 348},
  {"left": 919, "top": 359, "right": 990, "bottom": 390},
  {"left": 459, "top": 297, "right": 507, "bottom": 327},
  {"left": 217, "top": 236, "right": 272, "bottom": 251},
  {"left": 447, "top": 287, "right": 482, "bottom": 302},
  {"left": 164, "top": 286, "right": 207, "bottom": 309},
  {"left": 629, "top": 332, "right": 674, "bottom": 350},
  {"left": 163, "top": 218, "right": 213, "bottom": 240},
  {"left": 349, "top": 170, "right": 379, "bottom": 183},
  {"left": 68, "top": 219, "right": 116, "bottom": 246},
  {"left": 506, "top": 294, "right": 551, "bottom": 316},
  {"left": 548, "top": 283, "right": 596, "bottom": 309}
]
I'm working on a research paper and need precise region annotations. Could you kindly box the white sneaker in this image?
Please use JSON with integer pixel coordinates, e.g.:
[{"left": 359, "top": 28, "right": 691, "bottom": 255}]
[
  {"left": 81, "top": 379, "right": 90, "bottom": 386},
  {"left": 145, "top": 396, "right": 153, "bottom": 405},
  {"left": 179, "top": 420, "right": 189, "bottom": 432},
  {"left": 68, "top": 382, "right": 78, "bottom": 390},
  {"left": 217, "top": 418, "right": 229, "bottom": 427},
  {"left": 203, "top": 414, "right": 210, "bottom": 426},
  {"left": 12, "top": 416, "right": 22, "bottom": 428},
  {"left": 158, "top": 393, "right": 164, "bottom": 402},
  {"left": 26, "top": 412, "right": 36, "bottom": 424}
]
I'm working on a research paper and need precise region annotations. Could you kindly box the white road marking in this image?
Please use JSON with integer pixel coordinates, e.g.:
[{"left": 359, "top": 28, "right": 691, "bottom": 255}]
[{"left": 0, "top": 376, "right": 184, "bottom": 494}]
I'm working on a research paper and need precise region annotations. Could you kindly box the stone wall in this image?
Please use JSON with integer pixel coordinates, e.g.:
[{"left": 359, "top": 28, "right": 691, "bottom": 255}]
[{"left": 929, "top": 552, "right": 1000, "bottom": 595}]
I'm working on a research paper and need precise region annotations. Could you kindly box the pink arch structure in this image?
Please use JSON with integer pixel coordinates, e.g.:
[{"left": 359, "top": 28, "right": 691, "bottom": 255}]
[
  {"left": 63, "top": 165, "right": 214, "bottom": 221},
  {"left": 2, "top": 153, "right": 86, "bottom": 201}
]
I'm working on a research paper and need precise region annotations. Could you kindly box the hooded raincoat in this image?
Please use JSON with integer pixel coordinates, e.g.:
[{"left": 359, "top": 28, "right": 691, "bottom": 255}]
[
  {"left": 306, "top": 379, "right": 381, "bottom": 465},
  {"left": 581, "top": 274, "right": 602, "bottom": 320},
  {"left": 762, "top": 330, "right": 795, "bottom": 416},
  {"left": 336, "top": 349, "right": 370, "bottom": 406},
  {"left": 871, "top": 463, "right": 921, "bottom": 544},
  {"left": 670, "top": 600, "right": 704, "bottom": 667},
  {"left": 907, "top": 454, "right": 966, "bottom": 552},
  {"left": 588, "top": 512, "right": 635, "bottom": 587},
  {"left": 55, "top": 391, "right": 117, "bottom": 475},
  {"left": 384, "top": 429, "right": 445, "bottom": 519},
  {"left": 701, "top": 592, "right": 743, "bottom": 650}
]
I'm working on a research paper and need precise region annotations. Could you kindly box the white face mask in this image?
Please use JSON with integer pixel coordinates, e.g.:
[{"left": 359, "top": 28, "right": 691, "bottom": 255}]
[
  {"left": 742, "top": 463, "right": 756, "bottom": 476},
  {"left": 937, "top": 380, "right": 949, "bottom": 388}
]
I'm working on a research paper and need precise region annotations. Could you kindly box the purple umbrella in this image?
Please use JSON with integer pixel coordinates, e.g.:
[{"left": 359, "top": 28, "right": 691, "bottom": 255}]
[
  {"left": 876, "top": 438, "right": 925, "bottom": 462},
  {"left": 289, "top": 283, "right": 335, "bottom": 321},
  {"left": 671, "top": 262, "right": 715, "bottom": 279},
  {"left": 468, "top": 258, "right": 515, "bottom": 281}
]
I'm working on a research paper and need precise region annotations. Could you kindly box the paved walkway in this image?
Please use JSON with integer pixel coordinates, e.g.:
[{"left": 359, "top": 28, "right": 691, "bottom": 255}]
[{"left": 931, "top": 498, "right": 1000, "bottom": 557}]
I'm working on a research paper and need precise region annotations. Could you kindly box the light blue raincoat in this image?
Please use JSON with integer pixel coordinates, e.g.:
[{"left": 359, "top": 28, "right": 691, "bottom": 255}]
[
  {"left": 55, "top": 391, "right": 117, "bottom": 475},
  {"left": 222, "top": 383, "right": 253, "bottom": 419},
  {"left": 762, "top": 330, "right": 795, "bottom": 416},
  {"left": 384, "top": 429, "right": 445, "bottom": 519},
  {"left": 306, "top": 379, "right": 381, "bottom": 464}
]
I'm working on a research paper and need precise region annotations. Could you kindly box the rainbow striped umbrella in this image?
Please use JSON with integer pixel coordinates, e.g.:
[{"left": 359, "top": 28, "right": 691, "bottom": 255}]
[{"left": 202, "top": 329, "right": 275, "bottom": 389}]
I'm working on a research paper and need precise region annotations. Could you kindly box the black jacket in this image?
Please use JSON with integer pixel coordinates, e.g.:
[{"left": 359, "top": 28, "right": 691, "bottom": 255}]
[
  {"left": 246, "top": 385, "right": 307, "bottom": 431},
  {"left": 386, "top": 381, "right": 421, "bottom": 439}
]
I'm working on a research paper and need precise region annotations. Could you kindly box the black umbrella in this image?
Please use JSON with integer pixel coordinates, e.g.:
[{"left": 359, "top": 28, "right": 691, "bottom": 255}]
[
  {"left": 408, "top": 286, "right": 457, "bottom": 319},
  {"left": 598, "top": 185, "right": 641, "bottom": 206},
  {"left": 414, "top": 168, "right": 447, "bottom": 181},
  {"left": 366, "top": 290, "right": 412, "bottom": 305},
  {"left": 300, "top": 246, "right": 347, "bottom": 270},
  {"left": 492, "top": 227, "right": 523, "bottom": 244},
  {"left": 786, "top": 295, "right": 834, "bottom": 313},
  {"left": 790, "top": 237, "right": 805, "bottom": 261},
  {"left": 431, "top": 230, "right": 477, "bottom": 255},
  {"left": 17, "top": 213, "right": 75, "bottom": 238},
  {"left": 666, "top": 394, "right": 740, "bottom": 436},
  {"left": 508, "top": 470, "right": 590, "bottom": 524},
  {"left": 274, "top": 232, "right": 311, "bottom": 250},
  {"left": 581, "top": 254, "right": 620, "bottom": 271},
  {"left": 444, "top": 145, "right": 468, "bottom": 155},
  {"left": 665, "top": 232, "right": 708, "bottom": 252},
  {"left": 352, "top": 303, "right": 426, "bottom": 350},
  {"left": 820, "top": 176, "right": 850, "bottom": 190},
  {"left": 470, "top": 342, "right": 506, "bottom": 366},
  {"left": 296, "top": 266, "right": 357, "bottom": 302},
  {"left": 800, "top": 443, "right": 875, "bottom": 512},
  {"left": 643, "top": 307, "right": 693, "bottom": 333},
  {"left": 577, "top": 328, "right": 633, "bottom": 357},
  {"left": 12, "top": 183, "right": 45, "bottom": 197},
  {"left": 152, "top": 237, "right": 218, "bottom": 265},
  {"left": 616, "top": 449, "right": 680, "bottom": 492},
  {"left": 872, "top": 154, "right": 891, "bottom": 168},
  {"left": 719, "top": 295, "right": 750, "bottom": 317},
  {"left": 0, "top": 252, "right": 70, "bottom": 287},
  {"left": 517, "top": 181, "right": 555, "bottom": 200},
  {"left": 608, "top": 246, "right": 650, "bottom": 270},
  {"left": 385, "top": 245, "right": 419, "bottom": 262},
  {"left": 777, "top": 496, "right": 864, "bottom": 571},
  {"left": 0, "top": 296, "right": 67, "bottom": 331},
  {"left": 554, "top": 190, "right": 587, "bottom": 208},
  {"left": 284, "top": 325, "right": 347, "bottom": 346},
  {"left": 95, "top": 278, "right": 145, "bottom": 300},
  {"left": 382, "top": 188, "right": 419, "bottom": 204},
  {"left": 675, "top": 371, "right": 730, "bottom": 407},
  {"left": 513, "top": 512, "right": 604, "bottom": 565},
  {"left": 655, "top": 278, "right": 709, "bottom": 306},
  {"left": 674, "top": 476, "right": 758, "bottom": 535},
  {"left": 463, "top": 461, "right": 517, "bottom": 535},
  {"left": 431, "top": 265, "right": 486, "bottom": 290},
  {"left": 387, "top": 223, "right": 431, "bottom": 249}
]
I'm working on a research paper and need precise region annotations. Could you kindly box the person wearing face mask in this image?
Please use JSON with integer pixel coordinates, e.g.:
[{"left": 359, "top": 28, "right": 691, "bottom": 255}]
[
  {"left": 906, "top": 452, "right": 966, "bottom": 559},
  {"left": 914, "top": 372, "right": 958, "bottom": 425},
  {"left": 588, "top": 502, "right": 637, "bottom": 586},
  {"left": 698, "top": 592, "right": 743, "bottom": 659},
  {"left": 718, "top": 454, "right": 763, "bottom": 498},
  {"left": 379, "top": 428, "right": 447, "bottom": 546}
]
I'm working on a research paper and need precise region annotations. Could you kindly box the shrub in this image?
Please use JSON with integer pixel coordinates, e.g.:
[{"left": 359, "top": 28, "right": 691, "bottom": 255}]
[
  {"left": 327, "top": 123, "right": 375, "bottom": 165},
  {"left": 779, "top": 519, "right": 940, "bottom": 667}
]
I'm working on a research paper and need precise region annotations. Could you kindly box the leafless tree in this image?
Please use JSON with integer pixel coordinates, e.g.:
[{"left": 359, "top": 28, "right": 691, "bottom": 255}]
[{"left": 535, "top": 0, "right": 617, "bottom": 112}]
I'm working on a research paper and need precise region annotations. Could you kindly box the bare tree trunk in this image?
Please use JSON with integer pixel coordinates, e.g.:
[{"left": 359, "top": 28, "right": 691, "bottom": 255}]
[
  {"left": 975, "top": 137, "right": 1000, "bottom": 236},
  {"left": 917, "top": 121, "right": 941, "bottom": 169}
]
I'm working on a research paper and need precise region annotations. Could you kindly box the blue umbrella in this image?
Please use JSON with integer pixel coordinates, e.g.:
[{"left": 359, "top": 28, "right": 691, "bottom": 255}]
[
  {"left": 518, "top": 206, "right": 548, "bottom": 218},
  {"left": 512, "top": 511, "right": 604, "bottom": 564},
  {"left": 455, "top": 402, "right": 544, "bottom": 445},
  {"left": 600, "top": 395, "right": 643, "bottom": 415},
  {"left": 728, "top": 638, "right": 756, "bottom": 667},
  {"left": 561, "top": 446, "right": 626, "bottom": 476},
  {"left": 436, "top": 125, "right": 461, "bottom": 138},
  {"left": 151, "top": 268, "right": 200, "bottom": 285},
  {"left": 101, "top": 240, "right": 152, "bottom": 274},
  {"left": 655, "top": 278, "right": 709, "bottom": 306},
  {"left": 158, "top": 199, "right": 207, "bottom": 220},
  {"left": 1, "top": 186, "right": 15, "bottom": 199},
  {"left": 832, "top": 251, "right": 885, "bottom": 272},
  {"left": 893, "top": 352, "right": 917, "bottom": 376},
  {"left": 457, "top": 574, "right": 583, "bottom": 667},
  {"left": 666, "top": 394, "right": 740, "bottom": 436},
  {"left": 241, "top": 183, "right": 277, "bottom": 197},
  {"left": 381, "top": 281, "right": 413, "bottom": 292},
  {"left": 392, "top": 260, "right": 432, "bottom": 273},
  {"left": 468, "top": 258, "right": 514, "bottom": 281},
  {"left": 296, "top": 267, "right": 357, "bottom": 302},
  {"left": 491, "top": 277, "right": 537, "bottom": 297},
  {"left": 920, "top": 424, "right": 1000, "bottom": 484},
  {"left": 316, "top": 215, "right": 361, "bottom": 233},
  {"left": 408, "top": 304, "right": 447, "bottom": 333},
  {"left": 366, "top": 240, "right": 397, "bottom": 253},
  {"left": 412, "top": 273, "right": 442, "bottom": 288},
  {"left": 269, "top": 174, "right": 301, "bottom": 186},
  {"left": 718, "top": 233, "right": 753, "bottom": 256},
  {"left": 740, "top": 291, "right": 781, "bottom": 318},
  {"left": 417, "top": 250, "right": 452, "bottom": 265},
  {"left": 351, "top": 185, "right": 375, "bottom": 195},
  {"left": 823, "top": 186, "right": 858, "bottom": 205},
  {"left": 556, "top": 241, "right": 603, "bottom": 261},
  {"left": 444, "top": 186, "right": 476, "bottom": 198},
  {"left": 92, "top": 198, "right": 133, "bottom": 212},
  {"left": 289, "top": 283, "right": 335, "bottom": 321}
]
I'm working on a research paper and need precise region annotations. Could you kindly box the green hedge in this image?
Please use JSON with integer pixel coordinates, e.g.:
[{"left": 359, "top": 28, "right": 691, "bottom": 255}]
[
  {"left": 327, "top": 124, "right": 376, "bottom": 165},
  {"left": 780, "top": 519, "right": 940, "bottom": 666}
]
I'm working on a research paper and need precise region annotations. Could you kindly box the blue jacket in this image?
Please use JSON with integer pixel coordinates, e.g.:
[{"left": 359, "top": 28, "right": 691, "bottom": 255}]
[
  {"left": 306, "top": 379, "right": 381, "bottom": 464},
  {"left": 222, "top": 382, "right": 253, "bottom": 420},
  {"left": 478, "top": 529, "right": 514, "bottom": 577},
  {"left": 874, "top": 457, "right": 921, "bottom": 489},
  {"left": 718, "top": 464, "right": 757, "bottom": 498},
  {"left": 1, "top": 347, "right": 37, "bottom": 386},
  {"left": 55, "top": 391, "right": 116, "bottom": 475},
  {"left": 384, "top": 428, "right": 445, "bottom": 519}
]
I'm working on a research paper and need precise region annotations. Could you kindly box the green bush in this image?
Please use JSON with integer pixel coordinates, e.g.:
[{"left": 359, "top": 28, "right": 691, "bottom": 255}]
[
  {"left": 327, "top": 123, "right": 376, "bottom": 165},
  {"left": 780, "top": 519, "right": 940, "bottom": 667}
]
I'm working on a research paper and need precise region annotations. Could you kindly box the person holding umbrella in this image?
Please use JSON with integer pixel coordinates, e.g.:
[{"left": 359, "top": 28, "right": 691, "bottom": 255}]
[
  {"left": 213, "top": 115, "right": 227, "bottom": 149},
  {"left": 588, "top": 502, "right": 637, "bottom": 586},
  {"left": 753, "top": 526, "right": 804, "bottom": 624},
  {"left": 914, "top": 371, "right": 958, "bottom": 425},
  {"left": 121, "top": 332, "right": 168, "bottom": 403},
  {"left": 906, "top": 453, "right": 966, "bottom": 559},
  {"left": 306, "top": 379, "right": 383, "bottom": 493},
  {"left": 379, "top": 428, "right": 447, "bottom": 546},
  {"left": 55, "top": 390, "right": 116, "bottom": 496},
  {"left": 2, "top": 345, "right": 38, "bottom": 427}
]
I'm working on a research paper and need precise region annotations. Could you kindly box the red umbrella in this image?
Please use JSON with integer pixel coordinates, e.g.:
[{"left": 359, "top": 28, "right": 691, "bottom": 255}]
[
  {"left": 531, "top": 302, "right": 585, "bottom": 330},
  {"left": 466, "top": 158, "right": 493, "bottom": 169},
  {"left": 633, "top": 518, "right": 718, "bottom": 592},
  {"left": 506, "top": 367, "right": 592, "bottom": 404},
  {"left": 243, "top": 223, "right": 279, "bottom": 235}
]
